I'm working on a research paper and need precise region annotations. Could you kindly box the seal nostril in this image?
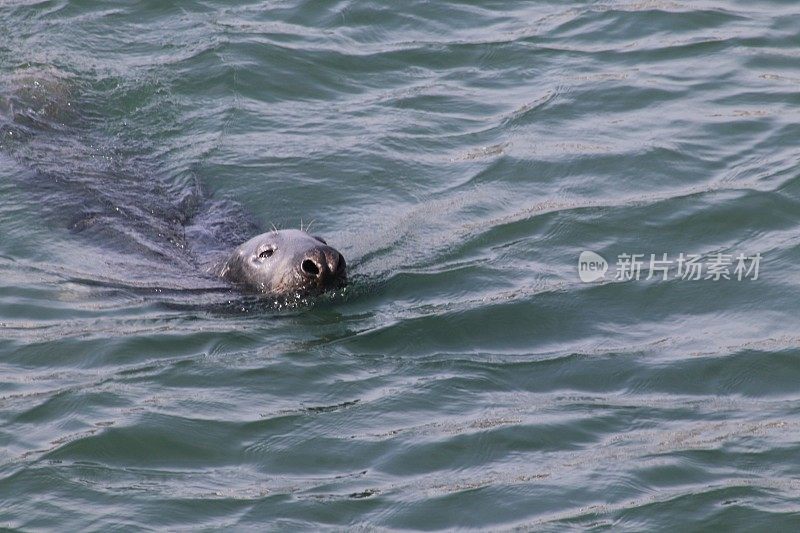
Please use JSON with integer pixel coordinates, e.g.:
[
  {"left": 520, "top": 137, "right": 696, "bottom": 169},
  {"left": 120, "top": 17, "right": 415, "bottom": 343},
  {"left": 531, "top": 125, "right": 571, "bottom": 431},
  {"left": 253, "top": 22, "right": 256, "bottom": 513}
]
[{"left": 301, "top": 258, "right": 320, "bottom": 277}]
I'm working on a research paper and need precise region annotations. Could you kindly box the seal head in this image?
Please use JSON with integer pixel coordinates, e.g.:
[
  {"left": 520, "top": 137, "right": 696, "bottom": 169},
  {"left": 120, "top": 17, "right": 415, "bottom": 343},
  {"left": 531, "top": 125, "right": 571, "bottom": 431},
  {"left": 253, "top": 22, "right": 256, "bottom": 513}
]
[{"left": 220, "top": 229, "right": 346, "bottom": 296}]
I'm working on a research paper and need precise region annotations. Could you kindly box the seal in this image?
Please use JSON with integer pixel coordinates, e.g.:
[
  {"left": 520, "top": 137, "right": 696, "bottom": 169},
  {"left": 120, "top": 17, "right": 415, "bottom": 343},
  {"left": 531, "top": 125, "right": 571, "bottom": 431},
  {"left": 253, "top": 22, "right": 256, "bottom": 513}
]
[
  {"left": 2, "top": 67, "right": 348, "bottom": 301},
  {"left": 219, "top": 229, "right": 346, "bottom": 296}
]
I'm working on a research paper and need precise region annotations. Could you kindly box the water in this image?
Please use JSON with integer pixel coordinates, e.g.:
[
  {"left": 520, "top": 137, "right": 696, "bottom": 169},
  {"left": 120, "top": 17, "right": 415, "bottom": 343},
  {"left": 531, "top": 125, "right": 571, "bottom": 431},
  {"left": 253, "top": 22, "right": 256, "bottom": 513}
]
[{"left": 1, "top": 0, "right": 800, "bottom": 529}]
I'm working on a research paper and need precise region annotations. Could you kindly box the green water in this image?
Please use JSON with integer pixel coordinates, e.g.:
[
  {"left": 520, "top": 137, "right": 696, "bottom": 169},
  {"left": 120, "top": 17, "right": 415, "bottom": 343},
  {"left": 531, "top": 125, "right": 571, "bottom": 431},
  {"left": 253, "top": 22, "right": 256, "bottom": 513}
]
[{"left": 2, "top": 0, "right": 800, "bottom": 530}]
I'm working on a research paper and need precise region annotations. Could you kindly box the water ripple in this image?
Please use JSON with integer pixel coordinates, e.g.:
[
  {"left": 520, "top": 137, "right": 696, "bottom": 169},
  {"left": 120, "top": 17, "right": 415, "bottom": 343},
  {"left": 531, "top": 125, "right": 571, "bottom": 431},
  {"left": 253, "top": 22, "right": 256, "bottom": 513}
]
[{"left": 2, "top": 0, "right": 800, "bottom": 529}]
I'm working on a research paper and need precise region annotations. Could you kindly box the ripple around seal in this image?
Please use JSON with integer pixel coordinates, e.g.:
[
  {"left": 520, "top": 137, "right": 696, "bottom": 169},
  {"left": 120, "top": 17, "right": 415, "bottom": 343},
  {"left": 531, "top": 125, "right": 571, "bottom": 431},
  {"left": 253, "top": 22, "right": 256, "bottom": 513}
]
[{"left": 3, "top": 0, "right": 800, "bottom": 530}]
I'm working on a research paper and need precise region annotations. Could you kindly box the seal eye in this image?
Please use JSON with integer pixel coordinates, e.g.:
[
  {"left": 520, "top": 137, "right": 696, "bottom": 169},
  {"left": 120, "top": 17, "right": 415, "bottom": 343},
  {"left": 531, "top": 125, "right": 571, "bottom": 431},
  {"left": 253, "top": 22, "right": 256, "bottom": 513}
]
[{"left": 258, "top": 247, "right": 275, "bottom": 259}]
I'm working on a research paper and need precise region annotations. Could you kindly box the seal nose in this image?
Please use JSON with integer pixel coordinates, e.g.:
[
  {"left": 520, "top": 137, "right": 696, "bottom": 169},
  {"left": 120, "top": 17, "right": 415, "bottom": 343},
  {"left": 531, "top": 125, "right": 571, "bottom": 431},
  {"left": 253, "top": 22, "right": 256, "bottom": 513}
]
[
  {"left": 300, "top": 247, "right": 345, "bottom": 284},
  {"left": 301, "top": 257, "right": 322, "bottom": 278}
]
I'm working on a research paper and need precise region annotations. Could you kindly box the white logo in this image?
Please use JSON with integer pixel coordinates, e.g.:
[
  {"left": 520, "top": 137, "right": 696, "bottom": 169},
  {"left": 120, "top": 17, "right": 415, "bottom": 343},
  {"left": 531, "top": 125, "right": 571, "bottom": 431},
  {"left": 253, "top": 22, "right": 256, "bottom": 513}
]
[
  {"left": 578, "top": 251, "right": 608, "bottom": 282},
  {"left": 576, "top": 251, "right": 762, "bottom": 282}
]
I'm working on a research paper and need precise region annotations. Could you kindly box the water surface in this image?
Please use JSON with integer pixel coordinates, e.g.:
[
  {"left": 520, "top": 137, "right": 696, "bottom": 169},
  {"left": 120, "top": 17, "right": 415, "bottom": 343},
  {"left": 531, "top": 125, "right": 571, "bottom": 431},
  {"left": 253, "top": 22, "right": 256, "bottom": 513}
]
[{"left": 1, "top": 0, "right": 800, "bottom": 529}]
